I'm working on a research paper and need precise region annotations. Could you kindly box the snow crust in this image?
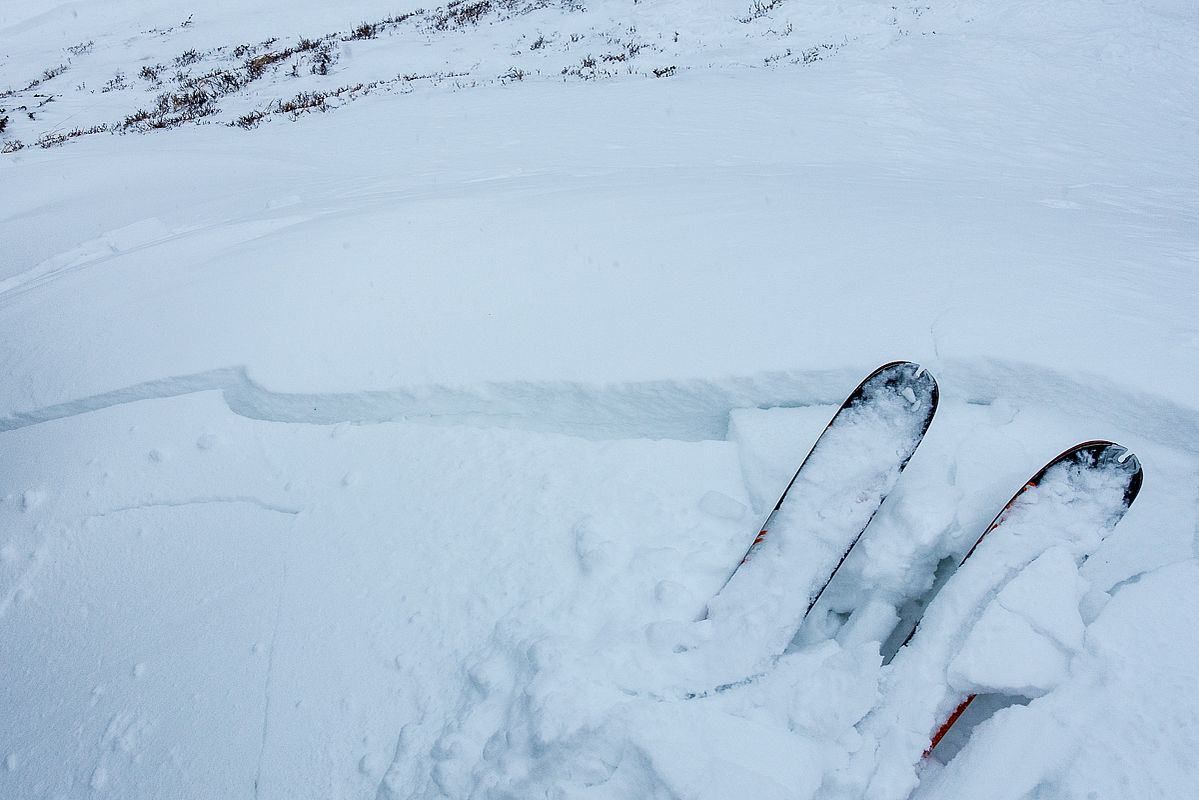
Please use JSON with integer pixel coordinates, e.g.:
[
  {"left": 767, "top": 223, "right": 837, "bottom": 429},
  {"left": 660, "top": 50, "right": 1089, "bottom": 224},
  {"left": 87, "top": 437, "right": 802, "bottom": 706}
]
[{"left": 2, "top": 1, "right": 1199, "bottom": 799}]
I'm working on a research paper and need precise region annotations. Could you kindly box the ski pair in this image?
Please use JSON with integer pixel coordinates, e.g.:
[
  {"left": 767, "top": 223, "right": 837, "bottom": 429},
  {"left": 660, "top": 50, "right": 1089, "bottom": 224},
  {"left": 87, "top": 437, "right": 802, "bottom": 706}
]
[
  {"left": 704, "top": 361, "right": 1143, "bottom": 755},
  {"left": 703, "top": 361, "right": 937, "bottom": 654}
]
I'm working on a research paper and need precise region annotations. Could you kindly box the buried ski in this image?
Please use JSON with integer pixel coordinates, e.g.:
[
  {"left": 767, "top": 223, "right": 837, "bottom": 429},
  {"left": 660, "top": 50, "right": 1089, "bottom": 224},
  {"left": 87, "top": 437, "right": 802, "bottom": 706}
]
[
  {"left": 850, "top": 441, "right": 1145, "bottom": 800},
  {"left": 922, "top": 440, "right": 1143, "bottom": 755},
  {"left": 702, "top": 361, "right": 938, "bottom": 666}
]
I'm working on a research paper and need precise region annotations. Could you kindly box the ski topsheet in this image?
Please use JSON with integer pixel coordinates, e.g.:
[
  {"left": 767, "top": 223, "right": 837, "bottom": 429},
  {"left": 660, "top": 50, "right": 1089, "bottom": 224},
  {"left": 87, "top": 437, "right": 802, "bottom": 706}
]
[
  {"left": 703, "top": 361, "right": 938, "bottom": 672},
  {"left": 854, "top": 440, "right": 1143, "bottom": 800}
]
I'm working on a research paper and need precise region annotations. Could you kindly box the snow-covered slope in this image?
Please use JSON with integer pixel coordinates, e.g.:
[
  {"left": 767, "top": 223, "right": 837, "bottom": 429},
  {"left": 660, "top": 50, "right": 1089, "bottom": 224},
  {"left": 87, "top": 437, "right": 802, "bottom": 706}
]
[{"left": 2, "top": 1, "right": 1198, "bottom": 798}]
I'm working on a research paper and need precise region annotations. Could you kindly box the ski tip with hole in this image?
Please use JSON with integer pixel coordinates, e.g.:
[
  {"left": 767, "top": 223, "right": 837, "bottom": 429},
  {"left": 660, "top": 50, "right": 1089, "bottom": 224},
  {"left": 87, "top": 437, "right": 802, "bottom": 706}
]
[
  {"left": 964, "top": 439, "right": 1144, "bottom": 566},
  {"left": 849, "top": 361, "right": 940, "bottom": 422},
  {"left": 1036, "top": 440, "right": 1143, "bottom": 510}
]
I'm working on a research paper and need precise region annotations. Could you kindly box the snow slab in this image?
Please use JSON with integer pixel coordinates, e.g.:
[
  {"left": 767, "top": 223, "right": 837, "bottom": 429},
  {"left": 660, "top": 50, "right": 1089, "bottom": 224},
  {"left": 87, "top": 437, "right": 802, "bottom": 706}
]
[{"left": 947, "top": 546, "right": 1089, "bottom": 698}]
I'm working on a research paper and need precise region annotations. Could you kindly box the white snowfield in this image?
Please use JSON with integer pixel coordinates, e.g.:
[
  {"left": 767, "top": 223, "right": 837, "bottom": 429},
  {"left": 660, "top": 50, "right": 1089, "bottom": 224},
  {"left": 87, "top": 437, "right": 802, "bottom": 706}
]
[{"left": 1, "top": 0, "right": 1198, "bottom": 799}]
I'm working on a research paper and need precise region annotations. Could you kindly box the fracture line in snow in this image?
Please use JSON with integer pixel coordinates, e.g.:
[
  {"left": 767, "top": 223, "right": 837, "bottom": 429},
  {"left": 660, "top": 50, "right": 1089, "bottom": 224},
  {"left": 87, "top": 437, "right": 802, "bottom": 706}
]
[
  {"left": 92, "top": 497, "right": 303, "bottom": 517},
  {"left": 0, "top": 359, "right": 1196, "bottom": 450},
  {"left": 0, "top": 365, "right": 855, "bottom": 441},
  {"left": 0, "top": 367, "right": 246, "bottom": 431}
]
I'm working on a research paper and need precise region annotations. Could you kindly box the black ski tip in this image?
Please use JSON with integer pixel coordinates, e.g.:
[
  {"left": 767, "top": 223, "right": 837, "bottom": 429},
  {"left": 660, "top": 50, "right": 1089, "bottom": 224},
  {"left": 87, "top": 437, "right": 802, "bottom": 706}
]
[
  {"left": 1041, "top": 440, "right": 1144, "bottom": 510},
  {"left": 1085, "top": 441, "right": 1143, "bottom": 509},
  {"left": 1114, "top": 447, "right": 1144, "bottom": 508},
  {"left": 852, "top": 361, "right": 940, "bottom": 410}
]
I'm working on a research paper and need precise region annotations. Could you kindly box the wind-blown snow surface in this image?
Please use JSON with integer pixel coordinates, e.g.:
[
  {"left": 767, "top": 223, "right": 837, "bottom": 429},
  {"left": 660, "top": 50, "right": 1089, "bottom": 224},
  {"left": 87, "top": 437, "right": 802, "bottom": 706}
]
[{"left": 2, "top": 1, "right": 1199, "bottom": 798}]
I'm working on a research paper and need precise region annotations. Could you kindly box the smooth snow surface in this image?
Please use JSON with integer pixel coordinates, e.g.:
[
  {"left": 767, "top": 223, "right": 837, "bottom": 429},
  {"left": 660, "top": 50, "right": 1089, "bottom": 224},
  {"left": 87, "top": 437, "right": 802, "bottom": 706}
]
[{"left": 3, "top": 1, "right": 1199, "bottom": 799}]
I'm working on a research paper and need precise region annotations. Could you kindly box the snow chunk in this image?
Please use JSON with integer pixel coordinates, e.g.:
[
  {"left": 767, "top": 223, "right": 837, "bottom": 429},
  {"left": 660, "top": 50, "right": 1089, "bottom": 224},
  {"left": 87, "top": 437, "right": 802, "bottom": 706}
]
[
  {"left": 993, "top": 546, "right": 1087, "bottom": 652},
  {"left": 948, "top": 547, "right": 1086, "bottom": 698},
  {"left": 727, "top": 405, "right": 832, "bottom": 515},
  {"left": 917, "top": 561, "right": 1199, "bottom": 800}
]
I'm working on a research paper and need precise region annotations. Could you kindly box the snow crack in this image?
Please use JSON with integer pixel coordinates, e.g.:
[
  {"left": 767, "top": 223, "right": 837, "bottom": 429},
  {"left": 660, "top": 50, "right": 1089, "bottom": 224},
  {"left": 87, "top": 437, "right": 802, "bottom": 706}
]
[
  {"left": 93, "top": 497, "right": 302, "bottom": 517},
  {"left": 2, "top": 359, "right": 1195, "bottom": 451}
]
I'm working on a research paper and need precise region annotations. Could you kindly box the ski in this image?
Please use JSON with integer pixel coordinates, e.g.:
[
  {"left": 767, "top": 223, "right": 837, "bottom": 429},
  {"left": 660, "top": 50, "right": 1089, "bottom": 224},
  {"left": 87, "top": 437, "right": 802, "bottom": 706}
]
[
  {"left": 921, "top": 440, "right": 1143, "bottom": 755},
  {"left": 702, "top": 361, "right": 938, "bottom": 665},
  {"left": 851, "top": 440, "right": 1145, "bottom": 800}
]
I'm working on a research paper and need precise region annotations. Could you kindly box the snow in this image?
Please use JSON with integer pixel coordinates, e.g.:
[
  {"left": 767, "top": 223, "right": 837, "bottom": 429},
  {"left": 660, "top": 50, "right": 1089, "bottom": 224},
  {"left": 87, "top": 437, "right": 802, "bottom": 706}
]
[
  {"left": 913, "top": 560, "right": 1199, "bottom": 800},
  {"left": 3, "top": 0, "right": 1199, "bottom": 798},
  {"left": 947, "top": 546, "right": 1089, "bottom": 697}
]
